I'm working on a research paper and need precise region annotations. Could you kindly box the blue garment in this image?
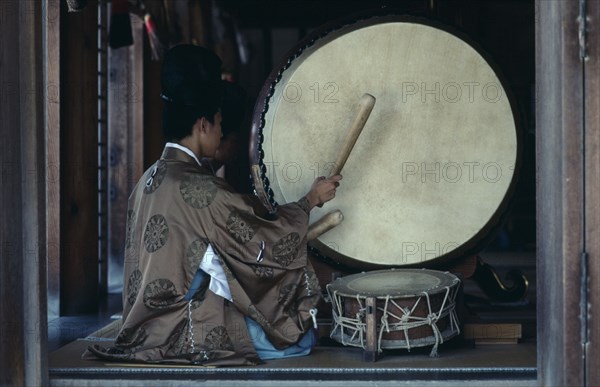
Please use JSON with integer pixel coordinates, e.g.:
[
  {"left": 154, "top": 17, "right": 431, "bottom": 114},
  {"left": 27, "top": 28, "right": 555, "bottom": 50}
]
[
  {"left": 245, "top": 317, "right": 316, "bottom": 360},
  {"left": 184, "top": 269, "right": 209, "bottom": 301},
  {"left": 186, "top": 269, "right": 316, "bottom": 359}
]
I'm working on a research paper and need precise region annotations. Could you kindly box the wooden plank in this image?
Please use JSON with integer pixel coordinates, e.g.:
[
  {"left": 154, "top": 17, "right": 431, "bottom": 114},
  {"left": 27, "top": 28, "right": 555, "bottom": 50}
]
[
  {"left": 46, "top": 0, "right": 61, "bottom": 320},
  {"left": 363, "top": 297, "right": 379, "bottom": 362},
  {"left": 463, "top": 323, "right": 522, "bottom": 340},
  {"left": 219, "top": 0, "right": 426, "bottom": 29},
  {"left": 1, "top": 0, "right": 48, "bottom": 384},
  {"left": 131, "top": 16, "right": 144, "bottom": 189},
  {"left": 20, "top": 1, "right": 49, "bottom": 386},
  {"left": 59, "top": 1, "right": 99, "bottom": 314},
  {"left": 142, "top": 32, "right": 163, "bottom": 169},
  {"left": 536, "top": 0, "right": 585, "bottom": 385},
  {"left": 0, "top": 1, "right": 26, "bottom": 384},
  {"left": 584, "top": 0, "right": 600, "bottom": 384},
  {"left": 107, "top": 15, "right": 145, "bottom": 291},
  {"left": 98, "top": 0, "right": 108, "bottom": 296}
]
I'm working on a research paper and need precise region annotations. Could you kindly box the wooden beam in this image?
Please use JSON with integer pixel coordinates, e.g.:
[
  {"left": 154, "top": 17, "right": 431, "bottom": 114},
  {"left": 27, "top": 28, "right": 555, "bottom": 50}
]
[
  {"left": 21, "top": 1, "right": 49, "bottom": 385},
  {"left": 60, "top": 0, "right": 99, "bottom": 314},
  {"left": 536, "top": 0, "right": 585, "bottom": 385},
  {"left": 584, "top": 0, "right": 600, "bottom": 384},
  {"left": 142, "top": 32, "right": 164, "bottom": 169},
  {"left": 46, "top": 0, "right": 61, "bottom": 320},
  {"left": 107, "top": 15, "right": 144, "bottom": 291},
  {"left": 0, "top": 0, "right": 26, "bottom": 383},
  {"left": 219, "top": 0, "right": 427, "bottom": 29},
  {"left": 1, "top": 0, "right": 48, "bottom": 385}
]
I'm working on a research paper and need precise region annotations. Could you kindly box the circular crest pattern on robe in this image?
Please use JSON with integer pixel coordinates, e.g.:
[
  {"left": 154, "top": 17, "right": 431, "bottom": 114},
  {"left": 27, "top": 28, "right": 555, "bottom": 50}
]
[
  {"left": 273, "top": 232, "right": 301, "bottom": 267},
  {"left": 251, "top": 264, "right": 274, "bottom": 279},
  {"left": 115, "top": 326, "right": 148, "bottom": 353},
  {"left": 125, "top": 210, "right": 135, "bottom": 249},
  {"left": 143, "top": 278, "right": 179, "bottom": 309},
  {"left": 278, "top": 283, "right": 298, "bottom": 308},
  {"left": 143, "top": 214, "right": 170, "bottom": 253},
  {"left": 204, "top": 326, "right": 235, "bottom": 352},
  {"left": 186, "top": 238, "right": 209, "bottom": 273},
  {"left": 168, "top": 320, "right": 215, "bottom": 362},
  {"left": 226, "top": 210, "right": 256, "bottom": 243},
  {"left": 126, "top": 269, "right": 143, "bottom": 306},
  {"left": 143, "top": 160, "right": 168, "bottom": 194},
  {"left": 180, "top": 174, "right": 218, "bottom": 209},
  {"left": 168, "top": 320, "right": 194, "bottom": 357}
]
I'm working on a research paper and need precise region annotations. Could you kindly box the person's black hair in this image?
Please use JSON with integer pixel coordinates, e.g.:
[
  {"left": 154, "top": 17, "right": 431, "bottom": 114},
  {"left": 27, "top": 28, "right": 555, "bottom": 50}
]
[{"left": 160, "top": 44, "right": 223, "bottom": 142}]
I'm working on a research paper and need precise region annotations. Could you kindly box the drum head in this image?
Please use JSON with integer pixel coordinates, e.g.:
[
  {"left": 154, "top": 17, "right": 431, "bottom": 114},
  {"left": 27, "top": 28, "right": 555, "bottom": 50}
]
[
  {"left": 328, "top": 269, "right": 459, "bottom": 298},
  {"left": 251, "top": 15, "right": 520, "bottom": 268}
]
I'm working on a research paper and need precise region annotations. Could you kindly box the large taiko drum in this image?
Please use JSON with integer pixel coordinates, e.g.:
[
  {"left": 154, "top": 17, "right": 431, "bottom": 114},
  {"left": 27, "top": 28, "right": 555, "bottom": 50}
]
[
  {"left": 326, "top": 269, "right": 460, "bottom": 355},
  {"left": 250, "top": 15, "right": 520, "bottom": 268}
]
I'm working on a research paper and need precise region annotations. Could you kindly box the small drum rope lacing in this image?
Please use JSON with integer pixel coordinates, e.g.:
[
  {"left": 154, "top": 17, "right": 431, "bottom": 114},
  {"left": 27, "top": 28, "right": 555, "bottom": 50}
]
[
  {"left": 376, "top": 295, "right": 420, "bottom": 353},
  {"left": 328, "top": 288, "right": 367, "bottom": 347},
  {"left": 425, "top": 286, "right": 451, "bottom": 357},
  {"left": 355, "top": 294, "right": 368, "bottom": 345},
  {"left": 448, "top": 283, "right": 461, "bottom": 334},
  {"left": 378, "top": 296, "right": 392, "bottom": 353},
  {"left": 376, "top": 286, "right": 455, "bottom": 357},
  {"left": 424, "top": 290, "right": 441, "bottom": 357},
  {"left": 329, "top": 276, "right": 460, "bottom": 356}
]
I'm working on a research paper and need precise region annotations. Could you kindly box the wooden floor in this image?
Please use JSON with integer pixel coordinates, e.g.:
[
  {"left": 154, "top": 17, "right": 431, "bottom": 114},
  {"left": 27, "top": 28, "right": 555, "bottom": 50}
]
[
  {"left": 49, "top": 251, "right": 537, "bottom": 385},
  {"left": 49, "top": 338, "right": 535, "bottom": 385}
]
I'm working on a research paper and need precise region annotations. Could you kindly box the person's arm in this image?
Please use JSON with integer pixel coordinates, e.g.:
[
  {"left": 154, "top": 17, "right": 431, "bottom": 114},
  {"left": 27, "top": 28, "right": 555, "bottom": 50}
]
[
  {"left": 297, "top": 175, "right": 343, "bottom": 213},
  {"left": 205, "top": 175, "right": 342, "bottom": 269}
]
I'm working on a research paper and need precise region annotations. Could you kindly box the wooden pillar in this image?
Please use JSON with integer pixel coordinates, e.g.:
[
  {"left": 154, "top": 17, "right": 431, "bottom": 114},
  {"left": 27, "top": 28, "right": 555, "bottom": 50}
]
[
  {"left": 59, "top": 0, "right": 99, "bottom": 314},
  {"left": 536, "top": 0, "right": 585, "bottom": 385},
  {"left": 584, "top": 1, "right": 600, "bottom": 385},
  {"left": 46, "top": 0, "right": 61, "bottom": 320},
  {"left": 0, "top": 0, "right": 48, "bottom": 385},
  {"left": 0, "top": 0, "right": 26, "bottom": 383},
  {"left": 107, "top": 14, "right": 144, "bottom": 291},
  {"left": 142, "top": 32, "right": 164, "bottom": 169}
]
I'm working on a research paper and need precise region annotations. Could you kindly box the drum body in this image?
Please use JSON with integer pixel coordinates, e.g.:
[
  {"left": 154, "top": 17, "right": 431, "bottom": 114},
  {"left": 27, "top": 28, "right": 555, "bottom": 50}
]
[
  {"left": 326, "top": 269, "right": 460, "bottom": 353},
  {"left": 250, "top": 15, "right": 521, "bottom": 269}
]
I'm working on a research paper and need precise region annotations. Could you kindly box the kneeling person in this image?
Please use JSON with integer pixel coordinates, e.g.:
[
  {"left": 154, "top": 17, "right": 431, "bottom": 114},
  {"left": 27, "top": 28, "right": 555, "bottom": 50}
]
[{"left": 83, "top": 44, "right": 341, "bottom": 365}]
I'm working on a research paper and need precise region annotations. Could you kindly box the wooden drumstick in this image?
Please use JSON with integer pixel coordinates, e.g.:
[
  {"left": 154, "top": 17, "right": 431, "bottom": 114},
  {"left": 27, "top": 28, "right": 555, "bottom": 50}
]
[
  {"left": 328, "top": 93, "right": 376, "bottom": 177},
  {"left": 315, "top": 93, "right": 375, "bottom": 208},
  {"left": 307, "top": 210, "right": 344, "bottom": 241}
]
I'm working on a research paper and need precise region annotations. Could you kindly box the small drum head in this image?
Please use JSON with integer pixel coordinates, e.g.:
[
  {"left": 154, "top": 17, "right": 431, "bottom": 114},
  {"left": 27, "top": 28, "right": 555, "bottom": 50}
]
[
  {"left": 328, "top": 269, "right": 459, "bottom": 298},
  {"left": 251, "top": 15, "right": 520, "bottom": 268}
]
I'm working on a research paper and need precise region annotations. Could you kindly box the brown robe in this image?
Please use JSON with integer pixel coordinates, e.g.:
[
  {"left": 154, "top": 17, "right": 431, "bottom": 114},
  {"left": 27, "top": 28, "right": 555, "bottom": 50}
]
[{"left": 84, "top": 147, "right": 320, "bottom": 365}]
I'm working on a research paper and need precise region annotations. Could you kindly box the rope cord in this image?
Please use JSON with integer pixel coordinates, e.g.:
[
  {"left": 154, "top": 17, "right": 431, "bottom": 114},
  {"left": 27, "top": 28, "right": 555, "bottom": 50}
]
[
  {"left": 187, "top": 299, "right": 210, "bottom": 363},
  {"left": 329, "top": 279, "right": 460, "bottom": 356},
  {"left": 187, "top": 300, "right": 196, "bottom": 354}
]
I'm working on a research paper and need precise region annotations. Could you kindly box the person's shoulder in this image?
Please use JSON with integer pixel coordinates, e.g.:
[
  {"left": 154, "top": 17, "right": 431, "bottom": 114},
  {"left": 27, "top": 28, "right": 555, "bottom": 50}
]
[
  {"left": 211, "top": 176, "right": 236, "bottom": 192},
  {"left": 176, "top": 168, "right": 238, "bottom": 199}
]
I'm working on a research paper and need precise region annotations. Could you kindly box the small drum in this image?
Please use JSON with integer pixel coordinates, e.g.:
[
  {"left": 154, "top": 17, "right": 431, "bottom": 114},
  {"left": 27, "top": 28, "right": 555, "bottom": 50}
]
[{"left": 327, "top": 269, "right": 460, "bottom": 357}]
